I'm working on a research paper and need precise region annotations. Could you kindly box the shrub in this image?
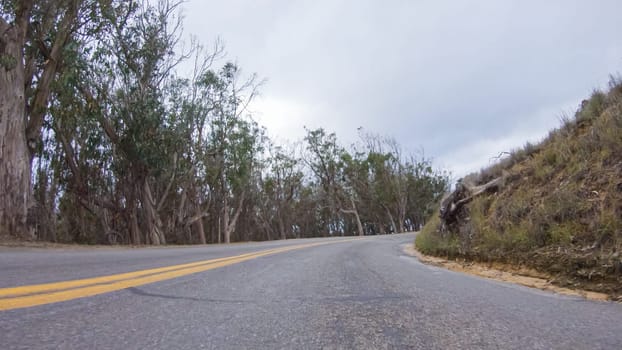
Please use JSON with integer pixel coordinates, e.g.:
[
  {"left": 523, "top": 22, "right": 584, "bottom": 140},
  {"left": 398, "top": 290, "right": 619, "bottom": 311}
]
[
  {"left": 416, "top": 214, "right": 461, "bottom": 258},
  {"left": 576, "top": 90, "right": 606, "bottom": 123},
  {"left": 548, "top": 222, "right": 581, "bottom": 244}
]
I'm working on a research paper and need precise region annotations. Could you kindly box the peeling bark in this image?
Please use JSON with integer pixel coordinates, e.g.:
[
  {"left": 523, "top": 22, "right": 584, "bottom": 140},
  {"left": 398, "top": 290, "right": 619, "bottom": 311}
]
[
  {"left": 0, "top": 15, "right": 32, "bottom": 238},
  {"left": 142, "top": 178, "right": 165, "bottom": 245},
  {"left": 0, "top": 1, "right": 79, "bottom": 238},
  {"left": 193, "top": 214, "right": 206, "bottom": 245},
  {"left": 223, "top": 191, "right": 245, "bottom": 243}
]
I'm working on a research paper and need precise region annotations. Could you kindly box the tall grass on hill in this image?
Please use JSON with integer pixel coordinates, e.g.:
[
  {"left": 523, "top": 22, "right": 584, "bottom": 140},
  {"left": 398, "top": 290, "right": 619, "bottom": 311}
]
[{"left": 416, "top": 76, "right": 622, "bottom": 297}]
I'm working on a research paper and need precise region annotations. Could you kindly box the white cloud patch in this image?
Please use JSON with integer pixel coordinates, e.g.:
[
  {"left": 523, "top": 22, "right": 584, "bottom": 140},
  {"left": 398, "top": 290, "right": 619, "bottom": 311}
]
[
  {"left": 182, "top": 0, "right": 622, "bottom": 173},
  {"left": 437, "top": 98, "right": 581, "bottom": 178},
  {"left": 249, "top": 95, "right": 312, "bottom": 142}
]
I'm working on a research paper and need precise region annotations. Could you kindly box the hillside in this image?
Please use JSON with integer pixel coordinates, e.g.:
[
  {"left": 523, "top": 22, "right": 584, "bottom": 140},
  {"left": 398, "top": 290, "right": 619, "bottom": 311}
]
[{"left": 416, "top": 77, "right": 622, "bottom": 298}]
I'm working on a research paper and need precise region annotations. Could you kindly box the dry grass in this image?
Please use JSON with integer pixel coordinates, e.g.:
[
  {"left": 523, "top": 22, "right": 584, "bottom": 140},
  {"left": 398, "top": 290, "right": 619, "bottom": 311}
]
[{"left": 417, "top": 76, "right": 622, "bottom": 297}]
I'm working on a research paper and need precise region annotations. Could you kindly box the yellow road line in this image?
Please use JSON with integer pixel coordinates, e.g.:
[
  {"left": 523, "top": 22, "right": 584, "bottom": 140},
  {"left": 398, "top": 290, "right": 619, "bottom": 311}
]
[
  {"left": 0, "top": 238, "right": 359, "bottom": 311},
  {"left": 0, "top": 249, "right": 281, "bottom": 298}
]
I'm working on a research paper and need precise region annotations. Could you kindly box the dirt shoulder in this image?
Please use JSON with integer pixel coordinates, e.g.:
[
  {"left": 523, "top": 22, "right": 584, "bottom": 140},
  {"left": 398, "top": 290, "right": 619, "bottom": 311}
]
[{"left": 403, "top": 243, "right": 613, "bottom": 302}]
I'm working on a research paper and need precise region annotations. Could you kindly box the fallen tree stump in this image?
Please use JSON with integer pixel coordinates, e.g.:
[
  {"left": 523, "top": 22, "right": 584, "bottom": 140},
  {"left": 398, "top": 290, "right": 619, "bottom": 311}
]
[{"left": 439, "top": 173, "right": 507, "bottom": 227}]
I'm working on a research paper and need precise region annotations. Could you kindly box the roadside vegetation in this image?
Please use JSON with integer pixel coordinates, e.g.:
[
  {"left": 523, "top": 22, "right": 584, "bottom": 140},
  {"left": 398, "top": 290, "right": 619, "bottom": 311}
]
[
  {"left": 417, "top": 77, "right": 622, "bottom": 297},
  {"left": 0, "top": 1, "right": 448, "bottom": 245}
]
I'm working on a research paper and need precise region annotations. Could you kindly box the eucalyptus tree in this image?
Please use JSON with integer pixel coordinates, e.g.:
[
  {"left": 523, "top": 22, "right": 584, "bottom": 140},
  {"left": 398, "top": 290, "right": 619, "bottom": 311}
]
[
  {"left": 0, "top": 0, "right": 108, "bottom": 238},
  {"left": 204, "top": 62, "right": 263, "bottom": 243},
  {"left": 363, "top": 150, "right": 395, "bottom": 232},
  {"left": 46, "top": 45, "right": 116, "bottom": 243},
  {"left": 75, "top": 0, "right": 187, "bottom": 245},
  {"left": 337, "top": 150, "right": 367, "bottom": 236},
  {"left": 158, "top": 45, "right": 226, "bottom": 245},
  {"left": 384, "top": 139, "right": 409, "bottom": 233},
  {"left": 405, "top": 157, "right": 449, "bottom": 230},
  {"left": 359, "top": 133, "right": 410, "bottom": 233},
  {"left": 303, "top": 128, "right": 345, "bottom": 235},
  {"left": 259, "top": 144, "right": 303, "bottom": 240}
]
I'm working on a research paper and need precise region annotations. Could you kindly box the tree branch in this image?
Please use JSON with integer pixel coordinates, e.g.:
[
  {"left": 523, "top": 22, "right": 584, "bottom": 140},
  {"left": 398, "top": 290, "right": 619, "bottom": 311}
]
[{"left": 25, "top": 1, "right": 79, "bottom": 154}]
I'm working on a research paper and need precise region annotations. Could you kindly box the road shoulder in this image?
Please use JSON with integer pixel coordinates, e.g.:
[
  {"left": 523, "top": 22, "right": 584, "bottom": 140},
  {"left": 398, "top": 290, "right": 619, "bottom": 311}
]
[{"left": 402, "top": 243, "right": 612, "bottom": 302}]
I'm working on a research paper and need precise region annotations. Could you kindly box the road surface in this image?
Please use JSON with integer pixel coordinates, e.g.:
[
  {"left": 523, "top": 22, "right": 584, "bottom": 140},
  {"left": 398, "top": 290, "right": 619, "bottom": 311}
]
[{"left": 1, "top": 233, "right": 621, "bottom": 349}]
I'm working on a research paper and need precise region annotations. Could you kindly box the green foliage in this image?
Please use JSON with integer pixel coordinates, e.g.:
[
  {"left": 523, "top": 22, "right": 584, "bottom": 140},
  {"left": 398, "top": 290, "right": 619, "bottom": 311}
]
[
  {"left": 576, "top": 90, "right": 607, "bottom": 123},
  {"left": 416, "top": 214, "right": 460, "bottom": 258},
  {"left": 548, "top": 222, "right": 579, "bottom": 244},
  {"left": 26, "top": 0, "right": 448, "bottom": 245},
  {"left": 302, "top": 128, "right": 448, "bottom": 235}
]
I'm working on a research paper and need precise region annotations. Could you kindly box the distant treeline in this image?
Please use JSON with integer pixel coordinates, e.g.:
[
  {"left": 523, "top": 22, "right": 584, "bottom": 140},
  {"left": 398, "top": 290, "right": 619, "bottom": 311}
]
[{"left": 1, "top": 1, "right": 448, "bottom": 244}]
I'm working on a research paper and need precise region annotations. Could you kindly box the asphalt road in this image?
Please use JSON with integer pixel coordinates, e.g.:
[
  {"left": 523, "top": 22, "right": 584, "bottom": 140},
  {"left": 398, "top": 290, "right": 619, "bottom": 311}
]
[{"left": 1, "top": 233, "right": 621, "bottom": 349}]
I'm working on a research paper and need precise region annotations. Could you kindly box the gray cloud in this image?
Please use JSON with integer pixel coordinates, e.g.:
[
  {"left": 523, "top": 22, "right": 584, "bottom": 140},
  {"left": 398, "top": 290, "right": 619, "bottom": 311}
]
[{"left": 182, "top": 0, "right": 622, "bottom": 177}]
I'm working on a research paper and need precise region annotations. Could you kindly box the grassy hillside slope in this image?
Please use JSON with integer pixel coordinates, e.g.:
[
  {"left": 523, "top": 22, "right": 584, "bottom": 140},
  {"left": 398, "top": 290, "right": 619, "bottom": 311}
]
[{"left": 417, "top": 77, "right": 622, "bottom": 297}]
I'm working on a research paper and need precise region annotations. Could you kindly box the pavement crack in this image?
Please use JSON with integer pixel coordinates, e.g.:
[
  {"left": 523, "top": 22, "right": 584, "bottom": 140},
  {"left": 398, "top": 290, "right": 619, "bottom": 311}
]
[{"left": 126, "top": 287, "right": 248, "bottom": 304}]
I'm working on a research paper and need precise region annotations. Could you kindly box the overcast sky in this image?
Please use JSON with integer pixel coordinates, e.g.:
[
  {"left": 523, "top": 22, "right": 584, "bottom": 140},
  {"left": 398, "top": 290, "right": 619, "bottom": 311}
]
[{"left": 182, "top": 0, "right": 622, "bottom": 178}]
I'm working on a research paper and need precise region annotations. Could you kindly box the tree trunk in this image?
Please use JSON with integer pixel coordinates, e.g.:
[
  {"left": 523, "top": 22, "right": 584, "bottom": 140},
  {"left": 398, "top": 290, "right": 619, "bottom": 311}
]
[
  {"left": 193, "top": 215, "right": 206, "bottom": 245},
  {"left": 47, "top": 173, "right": 58, "bottom": 242},
  {"left": 377, "top": 221, "right": 386, "bottom": 235},
  {"left": 397, "top": 207, "right": 405, "bottom": 233},
  {"left": 256, "top": 208, "right": 275, "bottom": 241},
  {"left": 278, "top": 212, "right": 287, "bottom": 240},
  {"left": 217, "top": 213, "right": 222, "bottom": 244},
  {"left": 184, "top": 181, "right": 207, "bottom": 245},
  {"left": 33, "top": 168, "right": 51, "bottom": 241},
  {"left": 384, "top": 206, "right": 397, "bottom": 234},
  {"left": 353, "top": 210, "right": 364, "bottom": 236},
  {"left": 340, "top": 197, "right": 364, "bottom": 236},
  {"left": 141, "top": 178, "right": 165, "bottom": 245},
  {"left": 223, "top": 191, "right": 245, "bottom": 243},
  {"left": 129, "top": 196, "right": 141, "bottom": 245},
  {"left": 439, "top": 175, "right": 506, "bottom": 226},
  {"left": 345, "top": 210, "right": 364, "bottom": 237},
  {"left": 184, "top": 206, "right": 208, "bottom": 244},
  {"left": 399, "top": 188, "right": 410, "bottom": 232},
  {"left": 223, "top": 195, "right": 230, "bottom": 243},
  {"left": 0, "top": 18, "right": 33, "bottom": 239}
]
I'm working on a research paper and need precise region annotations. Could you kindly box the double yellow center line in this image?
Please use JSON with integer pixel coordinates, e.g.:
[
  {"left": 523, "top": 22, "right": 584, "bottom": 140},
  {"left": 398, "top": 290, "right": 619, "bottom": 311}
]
[{"left": 0, "top": 239, "right": 359, "bottom": 311}]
